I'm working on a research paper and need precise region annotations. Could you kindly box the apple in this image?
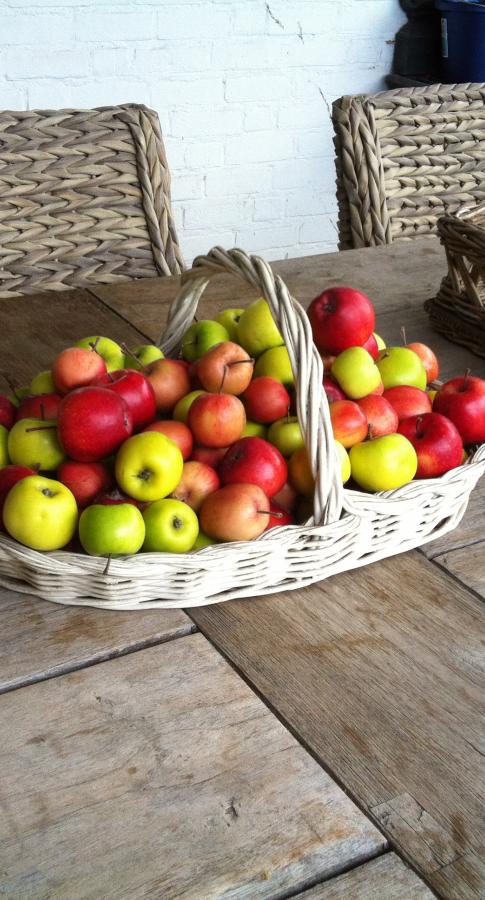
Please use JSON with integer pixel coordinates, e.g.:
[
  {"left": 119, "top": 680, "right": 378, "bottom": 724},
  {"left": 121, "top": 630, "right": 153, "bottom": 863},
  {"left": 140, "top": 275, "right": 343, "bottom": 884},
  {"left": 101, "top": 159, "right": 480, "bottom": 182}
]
[
  {"left": 30, "top": 370, "right": 55, "bottom": 394},
  {"left": 264, "top": 500, "right": 294, "bottom": 530},
  {"left": 76, "top": 335, "right": 125, "bottom": 372},
  {"left": 374, "top": 332, "right": 386, "bottom": 351},
  {"left": 123, "top": 344, "right": 164, "bottom": 370},
  {"left": 272, "top": 480, "right": 299, "bottom": 512},
  {"left": 0, "top": 425, "right": 9, "bottom": 467},
  {"left": 3, "top": 474, "right": 78, "bottom": 550},
  {"left": 182, "top": 319, "right": 229, "bottom": 362},
  {"left": 242, "top": 421, "right": 267, "bottom": 438},
  {"left": 172, "top": 390, "right": 206, "bottom": 423},
  {"left": 58, "top": 387, "right": 133, "bottom": 463},
  {"left": 253, "top": 345, "right": 294, "bottom": 387},
  {"left": 334, "top": 440, "right": 351, "bottom": 484},
  {"left": 190, "top": 445, "right": 228, "bottom": 469},
  {"left": 143, "top": 419, "right": 193, "bottom": 460},
  {"left": 406, "top": 341, "right": 439, "bottom": 384},
  {"left": 92, "top": 487, "right": 144, "bottom": 508},
  {"left": 361, "top": 332, "right": 379, "bottom": 359},
  {"left": 79, "top": 503, "right": 145, "bottom": 556},
  {"left": 216, "top": 308, "right": 244, "bottom": 342},
  {"left": 143, "top": 498, "right": 198, "bottom": 553},
  {"left": 0, "top": 465, "right": 35, "bottom": 529},
  {"left": 428, "top": 388, "right": 438, "bottom": 405},
  {"left": 8, "top": 386, "right": 30, "bottom": 408},
  {"left": 52, "top": 346, "right": 107, "bottom": 394},
  {"left": 329, "top": 400, "right": 368, "bottom": 448},
  {"left": 196, "top": 341, "right": 254, "bottom": 394},
  {"left": 200, "top": 483, "right": 270, "bottom": 541},
  {"left": 170, "top": 460, "right": 220, "bottom": 512},
  {"left": 288, "top": 447, "right": 314, "bottom": 497},
  {"left": 188, "top": 393, "right": 246, "bottom": 448},
  {"left": 146, "top": 358, "right": 192, "bottom": 413},
  {"left": 398, "top": 412, "right": 463, "bottom": 478},
  {"left": 115, "top": 431, "right": 183, "bottom": 502},
  {"left": 331, "top": 347, "right": 381, "bottom": 399},
  {"left": 320, "top": 352, "right": 337, "bottom": 373},
  {"left": 8, "top": 418, "right": 65, "bottom": 470},
  {"left": 242, "top": 376, "right": 290, "bottom": 424},
  {"left": 58, "top": 460, "right": 113, "bottom": 508},
  {"left": 94, "top": 368, "right": 157, "bottom": 431},
  {"left": 349, "top": 433, "right": 418, "bottom": 492},
  {"left": 308, "top": 286, "right": 375, "bottom": 354},
  {"left": 376, "top": 347, "right": 427, "bottom": 391},
  {"left": 382, "top": 385, "right": 432, "bottom": 422},
  {"left": 0, "top": 394, "right": 16, "bottom": 430},
  {"left": 236, "top": 297, "right": 283, "bottom": 358},
  {"left": 323, "top": 376, "right": 345, "bottom": 404},
  {"left": 356, "top": 395, "right": 399, "bottom": 438},
  {"left": 433, "top": 374, "right": 485, "bottom": 445},
  {"left": 219, "top": 436, "right": 287, "bottom": 497},
  {"left": 267, "top": 416, "right": 304, "bottom": 457},
  {"left": 15, "top": 392, "right": 62, "bottom": 422},
  {"left": 191, "top": 530, "right": 216, "bottom": 550}
]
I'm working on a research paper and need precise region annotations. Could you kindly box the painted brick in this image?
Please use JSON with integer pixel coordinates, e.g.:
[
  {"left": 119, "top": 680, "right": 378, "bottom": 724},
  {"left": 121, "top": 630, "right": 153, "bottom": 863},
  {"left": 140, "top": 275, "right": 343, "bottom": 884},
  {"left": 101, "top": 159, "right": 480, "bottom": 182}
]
[
  {"left": 184, "top": 141, "right": 225, "bottom": 171},
  {"left": 236, "top": 223, "right": 300, "bottom": 253},
  {"left": 183, "top": 197, "right": 254, "bottom": 231},
  {"left": 225, "top": 131, "right": 294, "bottom": 165},
  {"left": 299, "top": 214, "right": 339, "bottom": 244},
  {"left": 1, "top": 12, "right": 75, "bottom": 45},
  {"left": 5, "top": 46, "right": 90, "bottom": 80},
  {"left": 224, "top": 74, "right": 291, "bottom": 103},
  {"left": 205, "top": 165, "right": 274, "bottom": 199},
  {"left": 74, "top": 10, "right": 157, "bottom": 42},
  {"left": 243, "top": 105, "right": 278, "bottom": 132},
  {"left": 170, "top": 106, "right": 243, "bottom": 138},
  {"left": 156, "top": 5, "right": 233, "bottom": 40}
]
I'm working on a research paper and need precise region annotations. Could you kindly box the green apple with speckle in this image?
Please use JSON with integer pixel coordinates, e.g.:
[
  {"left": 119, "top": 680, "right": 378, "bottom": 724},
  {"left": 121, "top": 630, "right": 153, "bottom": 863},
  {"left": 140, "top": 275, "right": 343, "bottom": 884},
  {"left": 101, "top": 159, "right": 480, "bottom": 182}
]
[
  {"left": 79, "top": 503, "right": 145, "bottom": 556},
  {"left": 216, "top": 308, "right": 244, "bottom": 343},
  {"left": 76, "top": 336, "right": 125, "bottom": 372}
]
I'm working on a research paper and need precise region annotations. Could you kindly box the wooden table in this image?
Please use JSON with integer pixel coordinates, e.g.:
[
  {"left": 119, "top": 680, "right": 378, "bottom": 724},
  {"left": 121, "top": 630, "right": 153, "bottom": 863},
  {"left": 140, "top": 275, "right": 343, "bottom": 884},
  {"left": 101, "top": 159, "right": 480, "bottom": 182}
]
[{"left": 0, "top": 237, "right": 483, "bottom": 899}]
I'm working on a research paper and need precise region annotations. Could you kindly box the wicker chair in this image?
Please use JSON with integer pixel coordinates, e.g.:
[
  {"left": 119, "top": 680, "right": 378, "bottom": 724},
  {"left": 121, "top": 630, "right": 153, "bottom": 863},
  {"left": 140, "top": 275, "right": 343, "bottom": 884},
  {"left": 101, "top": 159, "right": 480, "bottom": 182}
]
[
  {"left": 0, "top": 104, "right": 184, "bottom": 297},
  {"left": 332, "top": 82, "right": 485, "bottom": 250}
]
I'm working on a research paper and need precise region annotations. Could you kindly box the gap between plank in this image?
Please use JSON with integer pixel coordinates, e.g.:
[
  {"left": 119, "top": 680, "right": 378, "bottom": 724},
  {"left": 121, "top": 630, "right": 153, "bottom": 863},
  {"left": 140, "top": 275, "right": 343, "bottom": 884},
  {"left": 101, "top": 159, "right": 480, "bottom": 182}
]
[
  {"left": 267, "top": 844, "right": 394, "bottom": 900},
  {"left": 85, "top": 287, "right": 154, "bottom": 343}
]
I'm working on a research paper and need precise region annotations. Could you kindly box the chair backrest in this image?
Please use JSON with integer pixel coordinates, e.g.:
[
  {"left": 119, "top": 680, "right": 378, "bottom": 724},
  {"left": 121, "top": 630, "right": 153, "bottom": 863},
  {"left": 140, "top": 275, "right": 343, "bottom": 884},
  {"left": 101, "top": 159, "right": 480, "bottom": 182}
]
[
  {"left": 0, "top": 104, "right": 184, "bottom": 296},
  {"left": 332, "top": 83, "right": 485, "bottom": 250}
]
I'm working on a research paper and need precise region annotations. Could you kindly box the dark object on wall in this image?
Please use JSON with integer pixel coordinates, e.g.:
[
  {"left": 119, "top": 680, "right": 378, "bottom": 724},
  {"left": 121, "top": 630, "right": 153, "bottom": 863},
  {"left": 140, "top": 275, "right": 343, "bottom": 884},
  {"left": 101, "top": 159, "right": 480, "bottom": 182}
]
[
  {"left": 436, "top": 0, "right": 485, "bottom": 83},
  {"left": 393, "top": 1, "right": 441, "bottom": 82},
  {"left": 400, "top": 0, "right": 436, "bottom": 15}
]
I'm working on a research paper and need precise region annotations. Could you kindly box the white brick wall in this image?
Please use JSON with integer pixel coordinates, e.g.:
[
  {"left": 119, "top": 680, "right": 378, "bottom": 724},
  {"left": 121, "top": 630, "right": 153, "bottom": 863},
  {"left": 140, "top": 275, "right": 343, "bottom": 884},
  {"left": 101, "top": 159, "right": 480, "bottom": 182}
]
[{"left": 0, "top": 0, "right": 406, "bottom": 263}]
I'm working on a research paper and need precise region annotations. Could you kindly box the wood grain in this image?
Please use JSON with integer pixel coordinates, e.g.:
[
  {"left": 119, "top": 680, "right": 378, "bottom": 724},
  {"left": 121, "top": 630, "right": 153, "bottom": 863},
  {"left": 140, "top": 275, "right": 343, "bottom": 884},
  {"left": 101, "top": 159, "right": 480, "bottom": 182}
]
[
  {"left": 0, "top": 587, "right": 195, "bottom": 694},
  {"left": 297, "top": 853, "right": 434, "bottom": 898},
  {"left": 190, "top": 550, "right": 485, "bottom": 897},
  {"left": 0, "top": 633, "right": 386, "bottom": 900},
  {"left": 432, "top": 542, "right": 485, "bottom": 600}
]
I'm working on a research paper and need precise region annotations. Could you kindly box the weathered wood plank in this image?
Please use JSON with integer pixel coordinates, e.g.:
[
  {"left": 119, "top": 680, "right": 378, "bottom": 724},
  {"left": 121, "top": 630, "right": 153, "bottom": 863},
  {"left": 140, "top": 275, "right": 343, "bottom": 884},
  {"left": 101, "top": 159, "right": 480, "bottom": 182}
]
[
  {"left": 189, "top": 550, "right": 485, "bottom": 897},
  {"left": 432, "top": 542, "right": 485, "bottom": 600},
  {"left": 0, "top": 587, "right": 195, "bottom": 694},
  {"left": 0, "top": 633, "right": 386, "bottom": 899},
  {"left": 297, "top": 853, "right": 434, "bottom": 898}
]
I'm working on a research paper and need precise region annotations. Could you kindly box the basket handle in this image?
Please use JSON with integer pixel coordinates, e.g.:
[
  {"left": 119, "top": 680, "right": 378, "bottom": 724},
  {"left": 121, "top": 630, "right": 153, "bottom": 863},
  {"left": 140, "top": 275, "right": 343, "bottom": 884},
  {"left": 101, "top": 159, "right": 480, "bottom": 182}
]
[{"left": 158, "top": 246, "right": 343, "bottom": 526}]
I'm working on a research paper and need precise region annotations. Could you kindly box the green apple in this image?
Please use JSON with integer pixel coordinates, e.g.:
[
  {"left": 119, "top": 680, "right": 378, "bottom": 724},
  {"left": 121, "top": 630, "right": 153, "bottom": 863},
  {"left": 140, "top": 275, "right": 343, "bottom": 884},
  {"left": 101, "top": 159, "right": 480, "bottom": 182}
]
[
  {"left": 79, "top": 503, "right": 145, "bottom": 556},
  {"left": 236, "top": 298, "right": 283, "bottom": 358},
  {"left": 374, "top": 332, "right": 386, "bottom": 351},
  {"left": 8, "top": 386, "right": 30, "bottom": 408},
  {"left": 172, "top": 390, "right": 206, "bottom": 423},
  {"left": 254, "top": 345, "right": 294, "bottom": 387},
  {"left": 216, "top": 308, "right": 245, "bottom": 342},
  {"left": 349, "top": 433, "right": 418, "bottom": 492},
  {"left": 376, "top": 347, "right": 426, "bottom": 391},
  {"left": 30, "top": 370, "right": 55, "bottom": 394},
  {"left": 335, "top": 439, "right": 351, "bottom": 484},
  {"left": 76, "top": 336, "right": 125, "bottom": 372},
  {"left": 124, "top": 344, "right": 164, "bottom": 371},
  {"left": 3, "top": 474, "right": 78, "bottom": 550},
  {"left": 0, "top": 424, "right": 10, "bottom": 467},
  {"left": 331, "top": 347, "right": 381, "bottom": 399},
  {"left": 267, "top": 416, "right": 304, "bottom": 457},
  {"left": 182, "top": 320, "right": 229, "bottom": 362},
  {"left": 143, "top": 498, "right": 199, "bottom": 552},
  {"left": 192, "top": 530, "right": 216, "bottom": 550},
  {"left": 8, "top": 418, "right": 65, "bottom": 470},
  {"left": 115, "top": 431, "right": 183, "bottom": 502},
  {"left": 242, "top": 420, "right": 267, "bottom": 439}
]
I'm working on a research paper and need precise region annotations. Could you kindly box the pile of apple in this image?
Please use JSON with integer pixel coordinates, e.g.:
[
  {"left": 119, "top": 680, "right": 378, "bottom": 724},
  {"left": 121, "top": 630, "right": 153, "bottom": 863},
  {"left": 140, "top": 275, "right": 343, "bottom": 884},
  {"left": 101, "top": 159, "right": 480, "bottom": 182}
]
[{"left": 0, "top": 284, "right": 484, "bottom": 560}]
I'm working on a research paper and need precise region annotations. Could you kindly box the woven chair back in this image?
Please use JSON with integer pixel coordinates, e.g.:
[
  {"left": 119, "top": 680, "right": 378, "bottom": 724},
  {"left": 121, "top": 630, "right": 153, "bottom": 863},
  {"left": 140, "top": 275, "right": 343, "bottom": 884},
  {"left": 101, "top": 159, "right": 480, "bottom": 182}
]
[
  {"left": 332, "top": 83, "right": 485, "bottom": 250},
  {"left": 0, "top": 104, "right": 184, "bottom": 297}
]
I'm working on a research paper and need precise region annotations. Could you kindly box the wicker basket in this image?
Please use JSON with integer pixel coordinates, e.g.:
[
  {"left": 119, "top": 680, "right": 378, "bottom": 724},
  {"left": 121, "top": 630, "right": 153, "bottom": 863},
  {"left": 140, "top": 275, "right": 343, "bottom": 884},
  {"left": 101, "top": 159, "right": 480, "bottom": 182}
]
[
  {"left": 0, "top": 246, "right": 484, "bottom": 610},
  {"left": 425, "top": 203, "right": 485, "bottom": 358}
]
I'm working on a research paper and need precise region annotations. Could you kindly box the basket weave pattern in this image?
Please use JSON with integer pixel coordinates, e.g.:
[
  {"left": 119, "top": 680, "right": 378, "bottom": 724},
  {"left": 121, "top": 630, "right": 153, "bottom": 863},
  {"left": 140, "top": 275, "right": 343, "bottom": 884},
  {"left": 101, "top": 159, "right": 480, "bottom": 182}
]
[
  {"left": 0, "top": 247, "right": 484, "bottom": 610},
  {"left": 0, "top": 104, "right": 184, "bottom": 297},
  {"left": 332, "top": 83, "right": 485, "bottom": 250}
]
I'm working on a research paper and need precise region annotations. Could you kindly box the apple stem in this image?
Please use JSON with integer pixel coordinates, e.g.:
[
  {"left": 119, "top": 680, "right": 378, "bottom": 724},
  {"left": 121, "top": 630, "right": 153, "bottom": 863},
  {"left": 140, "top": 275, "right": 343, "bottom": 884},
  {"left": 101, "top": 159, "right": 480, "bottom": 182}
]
[
  {"left": 103, "top": 554, "right": 112, "bottom": 576},
  {"left": 2, "top": 373, "right": 20, "bottom": 399},
  {"left": 228, "top": 358, "right": 254, "bottom": 368},
  {"left": 89, "top": 337, "right": 101, "bottom": 355},
  {"left": 257, "top": 509, "right": 284, "bottom": 518},
  {"left": 25, "top": 424, "right": 57, "bottom": 433},
  {"left": 367, "top": 424, "right": 375, "bottom": 441},
  {"left": 463, "top": 367, "right": 471, "bottom": 389},
  {"left": 120, "top": 342, "right": 150, "bottom": 374},
  {"left": 400, "top": 325, "right": 407, "bottom": 346}
]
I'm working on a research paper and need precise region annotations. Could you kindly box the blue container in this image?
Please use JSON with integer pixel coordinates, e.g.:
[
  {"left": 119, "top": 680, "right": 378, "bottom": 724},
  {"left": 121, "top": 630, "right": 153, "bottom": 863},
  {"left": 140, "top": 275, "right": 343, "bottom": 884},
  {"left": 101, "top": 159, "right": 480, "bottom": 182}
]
[{"left": 436, "top": 0, "right": 485, "bottom": 82}]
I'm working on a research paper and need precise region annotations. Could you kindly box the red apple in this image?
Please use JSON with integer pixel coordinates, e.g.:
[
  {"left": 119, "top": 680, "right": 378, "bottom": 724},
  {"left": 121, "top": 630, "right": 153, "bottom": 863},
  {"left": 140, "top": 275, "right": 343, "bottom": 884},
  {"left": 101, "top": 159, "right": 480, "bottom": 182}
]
[
  {"left": 0, "top": 465, "right": 36, "bottom": 529},
  {"left": 188, "top": 393, "right": 246, "bottom": 448},
  {"left": 58, "top": 460, "right": 113, "bottom": 508},
  {"left": 190, "top": 445, "right": 229, "bottom": 469},
  {"left": 170, "top": 460, "right": 220, "bottom": 512},
  {"left": 219, "top": 436, "right": 287, "bottom": 497},
  {"left": 200, "top": 483, "right": 270, "bottom": 541},
  {"left": 94, "top": 368, "right": 157, "bottom": 431},
  {"left": 356, "top": 395, "right": 399, "bottom": 438},
  {"left": 361, "top": 332, "right": 379, "bottom": 359},
  {"left": 264, "top": 500, "right": 294, "bottom": 530},
  {"left": 329, "top": 400, "right": 368, "bottom": 448},
  {"left": 0, "top": 394, "right": 16, "bottom": 430},
  {"left": 143, "top": 420, "right": 193, "bottom": 460},
  {"left": 196, "top": 341, "right": 254, "bottom": 394},
  {"left": 52, "top": 346, "right": 107, "bottom": 394},
  {"left": 320, "top": 352, "right": 336, "bottom": 373},
  {"left": 147, "top": 358, "right": 192, "bottom": 413},
  {"left": 383, "top": 385, "right": 432, "bottom": 422},
  {"left": 15, "top": 392, "right": 62, "bottom": 422},
  {"left": 323, "top": 376, "right": 346, "bottom": 404},
  {"left": 406, "top": 341, "right": 440, "bottom": 384},
  {"left": 93, "top": 487, "right": 145, "bottom": 508},
  {"left": 241, "top": 376, "right": 290, "bottom": 424},
  {"left": 272, "top": 480, "right": 299, "bottom": 512},
  {"left": 57, "top": 386, "right": 133, "bottom": 462},
  {"left": 308, "top": 286, "right": 375, "bottom": 355},
  {"left": 397, "top": 412, "right": 463, "bottom": 478},
  {"left": 433, "top": 374, "right": 485, "bottom": 445}
]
